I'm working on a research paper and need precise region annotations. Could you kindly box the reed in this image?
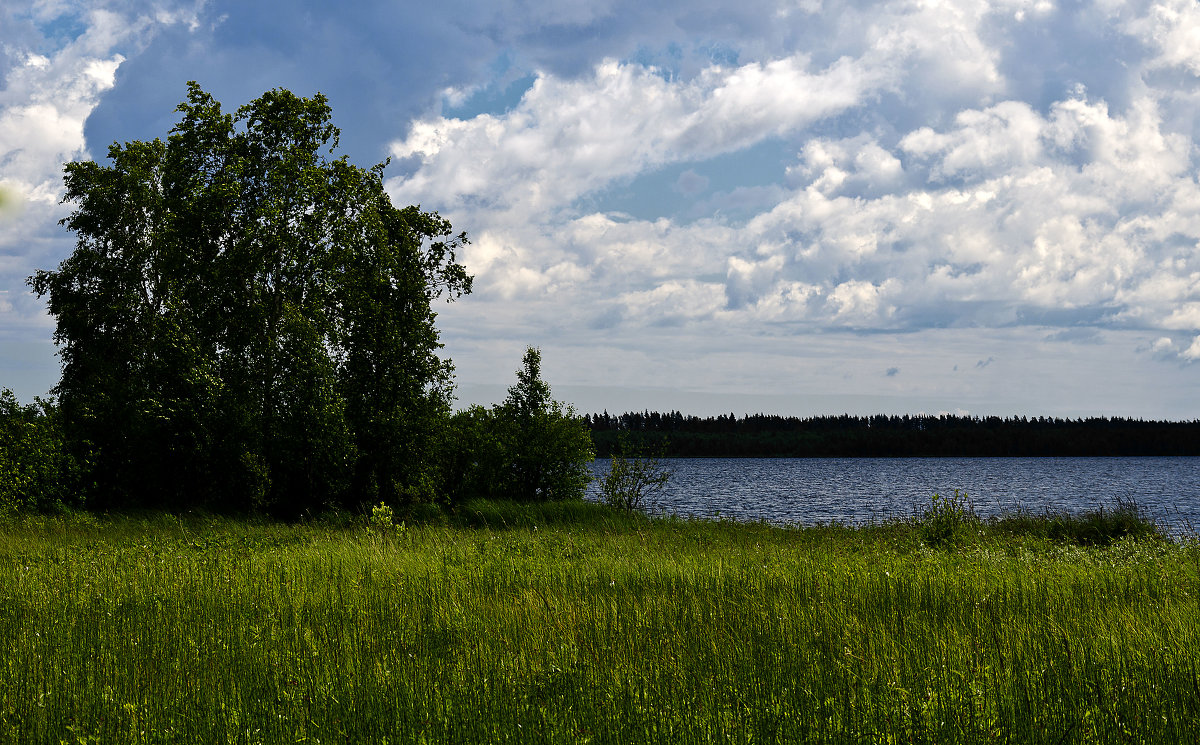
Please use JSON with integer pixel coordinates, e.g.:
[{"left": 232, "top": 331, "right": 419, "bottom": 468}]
[{"left": 0, "top": 503, "right": 1196, "bottom": 743}]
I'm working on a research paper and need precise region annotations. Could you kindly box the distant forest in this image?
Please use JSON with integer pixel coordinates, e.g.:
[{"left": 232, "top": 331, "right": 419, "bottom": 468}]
[{"left": 586, "top": 411, "right": 1200, "bottom": 457}]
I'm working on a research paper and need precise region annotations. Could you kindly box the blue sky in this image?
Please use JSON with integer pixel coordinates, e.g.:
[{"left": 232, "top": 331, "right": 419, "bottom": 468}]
[{"left": 3, "top": 0, "right": 1200, "bottom": 418}]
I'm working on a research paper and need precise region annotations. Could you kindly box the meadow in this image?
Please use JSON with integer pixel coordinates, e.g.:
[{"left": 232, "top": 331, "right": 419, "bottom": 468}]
[{"left": 0, "top": 499, "right": 1197, "bottom": 744}]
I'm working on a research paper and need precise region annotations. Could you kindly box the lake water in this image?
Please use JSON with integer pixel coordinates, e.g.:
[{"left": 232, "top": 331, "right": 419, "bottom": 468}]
[{"left": 585, "top": 457, "right": 1200, "bottom": 534}]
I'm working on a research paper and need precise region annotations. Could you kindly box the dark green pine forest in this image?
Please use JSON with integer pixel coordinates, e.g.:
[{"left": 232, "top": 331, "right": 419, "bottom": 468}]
[{"left": 587, "top": 411, "right": 1200, "bottom": 458}]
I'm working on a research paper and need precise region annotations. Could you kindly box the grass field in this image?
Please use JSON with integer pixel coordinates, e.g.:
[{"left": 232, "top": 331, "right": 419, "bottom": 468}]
[{"left": 0, "top": 499, "right": 1197, "bottom": 743}]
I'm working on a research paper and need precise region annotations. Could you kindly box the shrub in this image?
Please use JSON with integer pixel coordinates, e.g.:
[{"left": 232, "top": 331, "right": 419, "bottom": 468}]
[
  {"left": 915, "top": 490, "right": 978, "bottom": 548},
  {"left": 600, "top": 434, "right": 672, "bottom": 512},
  {"left": 0, "top": 390, "right": 75, "bottom": 515}
]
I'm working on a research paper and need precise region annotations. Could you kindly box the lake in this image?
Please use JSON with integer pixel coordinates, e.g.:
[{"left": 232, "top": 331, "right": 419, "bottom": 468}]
[{"left": 585, "top": 456, "right": 1200, "bottom": 534}]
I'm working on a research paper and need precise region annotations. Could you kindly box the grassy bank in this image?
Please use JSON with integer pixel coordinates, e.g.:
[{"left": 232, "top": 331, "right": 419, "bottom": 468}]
[{"left": 1, "top": 502, "right": 1197, "bottom": 743}]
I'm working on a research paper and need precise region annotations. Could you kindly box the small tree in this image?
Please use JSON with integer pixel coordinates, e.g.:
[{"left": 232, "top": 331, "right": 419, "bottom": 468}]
[
  {"left": 498, "top": 348, "right": 594, "bottom": 501},
  {"left": 599, "top": 433, "right": 672, "bottom": 512},
  {"left": 440, "top": 349, "right": 592, "bottom": 504},
  {"left": 447, "top": 348, "right": 591, "bottom": 502}
]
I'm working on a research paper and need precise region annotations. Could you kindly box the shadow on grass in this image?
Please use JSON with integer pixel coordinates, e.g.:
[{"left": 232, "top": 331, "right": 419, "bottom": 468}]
[{"left": 448, "top": 498, "right": 649, "bottom": 533}]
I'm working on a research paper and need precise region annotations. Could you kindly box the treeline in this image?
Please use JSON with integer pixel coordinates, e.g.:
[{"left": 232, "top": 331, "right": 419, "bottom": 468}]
[
  {"left": 1, "top": 348, "right": 594, "bottom": 517},
  {"left": 588, "top": 411, "right": 1200, "bottom": 457}
]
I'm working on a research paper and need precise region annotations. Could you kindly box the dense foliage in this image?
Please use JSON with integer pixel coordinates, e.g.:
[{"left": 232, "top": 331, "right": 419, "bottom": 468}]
[
  {"left": 447, "top": 348, "right": 594, "bottom": 503},
  {"left": 589, "top": 410, "right": 1200, "bottom": 457},
  {"left": 0, "top": 390, "right": 73, "bottom": 515},
  {"left": 28, "top": 84, "right": 472, "bottom": 516}
]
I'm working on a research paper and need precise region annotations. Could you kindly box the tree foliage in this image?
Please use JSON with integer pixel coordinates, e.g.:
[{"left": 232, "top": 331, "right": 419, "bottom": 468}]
[
  {"left": 0, "top": 390, "right": 74, "bottom": 516},
  {"left": 448, "top": 348, "right": 594, "bottom": 503},
  {"left": 29, "top": 83, "right": 471, "bottom": 515},
  {"left": 588, "top": 411, "right": 1200, "bottom": 457}
]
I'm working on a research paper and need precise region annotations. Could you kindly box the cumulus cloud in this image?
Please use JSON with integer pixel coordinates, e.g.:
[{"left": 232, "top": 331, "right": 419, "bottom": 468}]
[
  {"left": 1126, "top": 0, "right": 1200, "bottom": 76},
  {"left": 6, "top": 0, "right": 1200, "bottom": 414},
  {"left": 734, "top": 90, "right": 1200, "bottom": 331},
  {"left": 0, "top": 1, "right": 203, "bottom": 349},
  {"left": 1184, "top": 336, "right": 1200, "bottom": 361},
  {"left": 371, "top": 0, "right": 1200, "bottom": 374},
  {"left": 387, "top": 53, "right": 885, "bottom": 216},
  {"left": 901, "top": 101, "right": 1045, "bottom": 183},
  {"left": 0, "top": 16, "right": 127, "bottom": 201},
  {"left": 617, "top": 279, "right": 726, "bottom": 325},
  {"left": 380, "top": 6, "right": 1120, "bottom": 334}
]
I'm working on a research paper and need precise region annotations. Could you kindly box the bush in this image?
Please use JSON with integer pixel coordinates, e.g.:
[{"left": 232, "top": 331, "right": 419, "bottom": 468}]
[
  {"left": 0, "top": 389, "right": 75, "bottom": 515},
  {"left": 600, "top": 434, "right": 672, "bottom": 512},
  {"left": 444, "top": 348, "right": 593, "bottom": 503},
  {"left": 915, "top": 490, "right": 978, "bottom": 548},
  {"left": 442, "top": 405, "right": 506, "bottom": 504}
]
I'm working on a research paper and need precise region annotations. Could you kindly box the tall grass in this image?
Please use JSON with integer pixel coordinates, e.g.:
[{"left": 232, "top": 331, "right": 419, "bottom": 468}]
[{"left": 0, "top": 504, "right": 1197, "bottom": 743}]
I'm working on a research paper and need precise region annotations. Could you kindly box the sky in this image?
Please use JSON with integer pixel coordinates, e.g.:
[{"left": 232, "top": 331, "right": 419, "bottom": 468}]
[{"left": 2, "top": 0, "right": 1200, "bottom": 419}]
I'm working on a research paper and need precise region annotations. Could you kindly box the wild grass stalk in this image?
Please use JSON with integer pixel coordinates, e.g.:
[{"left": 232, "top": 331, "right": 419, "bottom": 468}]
[{"left": 0, "top": 503, "right": 1196, "bottom": 743}]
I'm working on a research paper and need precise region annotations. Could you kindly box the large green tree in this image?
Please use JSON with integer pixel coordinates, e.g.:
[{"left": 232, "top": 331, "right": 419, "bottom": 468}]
[{"left": 30, "top": 83, "right": 471, "bottom": 515}]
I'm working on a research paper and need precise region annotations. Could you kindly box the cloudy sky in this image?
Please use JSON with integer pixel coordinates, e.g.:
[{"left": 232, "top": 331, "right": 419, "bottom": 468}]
[{"left": 3, "top": 0, "right": 1200, "bottom": 418}]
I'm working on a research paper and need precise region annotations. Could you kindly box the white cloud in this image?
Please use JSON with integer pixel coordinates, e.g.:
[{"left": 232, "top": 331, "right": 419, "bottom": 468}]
[
  {"left": 825, "top": 278, "right": 900, "bottom": 327},
  {"left": 901, "top": 101, "right": 1044, "bottom": 182},
  {"left": 1127, "top": 0, "right": 1200, "bottom": 76},
  {"left": 1184, "top": 335, "right": 1200, "bottom": 360},
  {"left": 375, "top": 0, "right": 1200, "bottom": 354},
  {"left": 739, "top": 90, "right": 1199, "bottom": 330},
  {"left": 390, "top": 60, "right": 1200, "bottom": 343},
  {"left": 726, "top": 254, "right": 785, "bottom": 309},
  {"left": 388, "top": 53, "right": 885, "bottom": 217},
  {"left": 0, "top": 1, "right": 206, "bottom": 350},
  {"left": 617, "top": 279, "right": 726, "bottom": 324},
  {"left": 0, "top": 46, "right": 124, "bottom": 202},
  {"left": 376, "top": 0, "right": 1200, "bottom": 359}
]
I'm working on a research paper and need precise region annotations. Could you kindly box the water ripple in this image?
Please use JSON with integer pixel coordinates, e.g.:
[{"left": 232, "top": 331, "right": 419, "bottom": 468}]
[{"left": 586, "top": 457, "right": 1200, "bottom": 534}]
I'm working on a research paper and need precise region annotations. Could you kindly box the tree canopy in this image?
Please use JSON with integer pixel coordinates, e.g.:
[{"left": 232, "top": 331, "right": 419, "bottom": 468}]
[
  {"left": 497, "top": 347, "right": 594, "bottom": 501},
  {"left": 446, "top": 348, "right": 594, "bottom": 504},
  {"left": 30, "top": 83, "right": 472, "bottom": 515}
]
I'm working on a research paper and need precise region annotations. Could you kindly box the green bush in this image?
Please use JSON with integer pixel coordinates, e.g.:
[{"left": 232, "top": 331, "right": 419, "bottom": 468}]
[
  {"left": 0, "top": 389, "right": 75, "bottom": 515},
  {"left": 445, "top": 348, "right": 593, "bottom": 503},
  {"left": 915, "top": 490, "right": 978, "bottom": 548},
  {"left": 442, "top": 405, "right": 506, "bottom": 504},
  {"left": 600, "top": 434, "right": 672, "bottom": 511}
]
